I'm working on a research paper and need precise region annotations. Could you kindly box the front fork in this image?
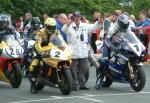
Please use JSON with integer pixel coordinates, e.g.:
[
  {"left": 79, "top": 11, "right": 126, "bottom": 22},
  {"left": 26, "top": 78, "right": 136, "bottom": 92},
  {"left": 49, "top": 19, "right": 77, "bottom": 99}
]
[
  {"left": 56, "top": 69, "right": 61, "bottom": 83},
  {"left": 128, "top": 61, "right": 143, "bottom": 80},
  {"left": 128, "top": 62, "right": 134, "bottom": 80}
]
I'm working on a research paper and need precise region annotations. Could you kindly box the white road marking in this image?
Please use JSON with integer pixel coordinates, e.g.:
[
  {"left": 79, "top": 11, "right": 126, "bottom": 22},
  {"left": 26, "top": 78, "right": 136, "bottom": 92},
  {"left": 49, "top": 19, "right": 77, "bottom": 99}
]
[
  {"left": 10, "top": 98, "right": 59, "bottom": 103},
  {"left": 0, "top": 81, "right": 9, "bottom": 84},
  {"left": 10, "top": 92, "right": 150, "bottom": 103},
  {"left": 50, "top": 96, "right": 63, "bottom": 99},
  {"left": 79, "top": 97, "right": 104, "bottom": 103},
  {"left": 82, "top": 94, "right": 96, "bottom": 96}
]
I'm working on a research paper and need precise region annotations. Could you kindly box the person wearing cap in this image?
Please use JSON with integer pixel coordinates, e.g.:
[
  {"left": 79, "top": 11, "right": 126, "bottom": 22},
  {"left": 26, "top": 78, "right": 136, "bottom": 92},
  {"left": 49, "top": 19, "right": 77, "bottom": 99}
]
[{"left": 62, "top": 11, "right": 103, "bottom": 91}]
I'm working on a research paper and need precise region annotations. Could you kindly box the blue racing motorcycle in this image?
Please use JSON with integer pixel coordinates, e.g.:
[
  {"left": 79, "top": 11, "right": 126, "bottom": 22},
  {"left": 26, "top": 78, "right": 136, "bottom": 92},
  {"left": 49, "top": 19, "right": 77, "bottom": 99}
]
[{"left": 96, "top": 32, "right": 146, "bottom": 92}]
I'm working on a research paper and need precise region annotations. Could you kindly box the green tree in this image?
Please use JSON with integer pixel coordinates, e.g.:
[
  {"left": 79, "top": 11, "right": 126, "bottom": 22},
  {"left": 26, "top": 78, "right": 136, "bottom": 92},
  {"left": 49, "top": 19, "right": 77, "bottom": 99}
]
[{"left": 0, "top": 0, "right": 150, "bottom": 20}]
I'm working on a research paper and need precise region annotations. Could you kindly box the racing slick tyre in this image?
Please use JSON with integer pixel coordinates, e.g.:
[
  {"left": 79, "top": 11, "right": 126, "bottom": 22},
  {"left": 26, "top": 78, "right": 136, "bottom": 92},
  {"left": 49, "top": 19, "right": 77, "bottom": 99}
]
[
  {"left": 130, "top": 66, "right": 146, "bottom": 92},
  {"left": 102, "top": 76, "right": 113, "bottom": 87},
  {"left": 59, "top": 69, "right": 72, "bottom": 95},
  {"left": 9, "top": 63, "right": 22, "bottom": 88}
]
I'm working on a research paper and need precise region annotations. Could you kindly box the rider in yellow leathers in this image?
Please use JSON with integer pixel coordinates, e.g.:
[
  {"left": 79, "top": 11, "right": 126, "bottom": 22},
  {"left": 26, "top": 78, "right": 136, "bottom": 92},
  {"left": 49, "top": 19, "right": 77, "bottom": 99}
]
[{"left": 28, "top": 18, "right": 59, "bottom": 81}]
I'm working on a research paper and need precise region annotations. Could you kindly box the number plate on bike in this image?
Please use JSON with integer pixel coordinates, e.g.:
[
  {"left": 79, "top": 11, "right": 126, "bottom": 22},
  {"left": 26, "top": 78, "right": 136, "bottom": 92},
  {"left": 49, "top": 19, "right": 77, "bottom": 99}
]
[{"left": 50, "top": 48, "right": 64, "bottom": 59}]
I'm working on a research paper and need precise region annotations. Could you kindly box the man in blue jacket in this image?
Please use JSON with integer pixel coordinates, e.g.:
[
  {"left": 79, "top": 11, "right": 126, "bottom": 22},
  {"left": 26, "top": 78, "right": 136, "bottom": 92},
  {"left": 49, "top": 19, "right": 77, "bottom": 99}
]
[{"left": 56, "top": 13, "right": 68, "bottom": 43}]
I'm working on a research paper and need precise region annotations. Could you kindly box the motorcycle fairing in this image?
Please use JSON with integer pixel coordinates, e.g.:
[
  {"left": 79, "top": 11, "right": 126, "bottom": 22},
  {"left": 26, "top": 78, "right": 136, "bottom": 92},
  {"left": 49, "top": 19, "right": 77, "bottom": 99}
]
[
  {"left": 128, "top": 42, "right": 145, "bottom": 57},
  {"left": 0, "top": 36, "right": 24, "bottom": 58},
  {"left": 108, "top": 61, "right": 127, "bottom": 81}
]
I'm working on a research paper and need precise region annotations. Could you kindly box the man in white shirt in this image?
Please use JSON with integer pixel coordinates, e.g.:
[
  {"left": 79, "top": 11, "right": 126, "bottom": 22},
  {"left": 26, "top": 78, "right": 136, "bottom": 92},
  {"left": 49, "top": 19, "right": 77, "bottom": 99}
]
[{"left": 62, "top": 11, "right": 103, "bottom": 91}]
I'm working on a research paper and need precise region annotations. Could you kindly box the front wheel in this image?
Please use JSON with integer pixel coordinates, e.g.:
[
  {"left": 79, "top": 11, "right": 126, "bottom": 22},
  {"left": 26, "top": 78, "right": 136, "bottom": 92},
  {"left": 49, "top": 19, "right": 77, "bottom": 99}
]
[
  {"left": 35, "top": 83, "right": 45, "bottom": 91},
  {"left": 9, "top": 63, "right": 22, "bottom": 88},
  {"left": 96, "top": 68, "right": 113, "bottom": 88},
  {"left": 102, "top": 76, "right": 113, "bottom": 87},
  {"left": 58, "top": 69, "right": 72, "bottom": 95},
  {"left": 130, "top": 66, "right": 146, "bottom": 92}
]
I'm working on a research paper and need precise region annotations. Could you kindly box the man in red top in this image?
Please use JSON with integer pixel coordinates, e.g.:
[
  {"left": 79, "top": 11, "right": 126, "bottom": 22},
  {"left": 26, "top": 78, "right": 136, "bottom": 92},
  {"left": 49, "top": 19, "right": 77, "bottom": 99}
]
[{"left": 16, "top": 16, "right": 24, "bottom": 37}]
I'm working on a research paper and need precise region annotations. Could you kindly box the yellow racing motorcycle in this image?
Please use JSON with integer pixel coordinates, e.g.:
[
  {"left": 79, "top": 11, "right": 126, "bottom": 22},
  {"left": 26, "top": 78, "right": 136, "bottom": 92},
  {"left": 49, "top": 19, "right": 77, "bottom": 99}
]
[{"left": 30, "top": 35, "right": 72, "bottom": 95}]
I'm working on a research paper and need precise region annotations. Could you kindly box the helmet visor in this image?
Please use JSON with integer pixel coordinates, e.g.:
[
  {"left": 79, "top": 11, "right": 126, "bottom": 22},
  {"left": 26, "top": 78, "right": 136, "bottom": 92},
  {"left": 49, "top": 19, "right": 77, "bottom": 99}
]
[
  {"left": 46, "top": 25, "right": 56, "bottom": 33},
  {"left": 0, "top": 21, "right": 5, "bottom": 30}
]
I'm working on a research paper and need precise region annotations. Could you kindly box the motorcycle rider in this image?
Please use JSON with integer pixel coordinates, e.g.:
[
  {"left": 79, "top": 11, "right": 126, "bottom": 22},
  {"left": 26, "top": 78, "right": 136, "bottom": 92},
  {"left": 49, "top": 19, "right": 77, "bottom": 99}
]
[
  {"left": 96, "top": 14, "right": 134, "bottom": 88},
  {"left": 23, "top": 15, "right": 43, "bottom": 76},
  {"left": 0, "top": 13, "right": 20, "bottom": 42},
  {"left": 28, "top": 18, "right": 62, "bottom": 89}
]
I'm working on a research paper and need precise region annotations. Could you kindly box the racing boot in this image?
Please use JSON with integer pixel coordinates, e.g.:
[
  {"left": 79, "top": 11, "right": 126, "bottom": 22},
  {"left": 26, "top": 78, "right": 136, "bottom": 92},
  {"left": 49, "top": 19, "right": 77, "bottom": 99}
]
[
  {"left": 95, "top": 61, "right": 106, "bottom": 90},
  {"left": 28, "top": 65, "right": 38, "bottom": 94}
]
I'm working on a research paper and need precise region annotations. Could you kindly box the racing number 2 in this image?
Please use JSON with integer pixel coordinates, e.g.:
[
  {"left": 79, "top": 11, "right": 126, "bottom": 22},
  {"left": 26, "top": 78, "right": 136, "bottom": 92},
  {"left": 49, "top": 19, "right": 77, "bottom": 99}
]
[{"left": 55, "top": 51, "right": 60, "bottom": 57}]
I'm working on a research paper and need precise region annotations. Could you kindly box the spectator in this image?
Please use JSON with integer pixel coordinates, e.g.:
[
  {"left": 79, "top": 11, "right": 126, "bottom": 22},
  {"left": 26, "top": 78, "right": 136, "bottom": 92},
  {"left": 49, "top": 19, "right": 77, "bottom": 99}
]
[
  {"left": 100, "top": 12, "right": 119, "bottom": 40},
  {"left": 123, "top": 12, "right": 135, "bottom": 30},
  {"left": 81, "top": 15, "right": 89, "bottom": 23},
  {"left": 136, "top": 10, "right": 150, "bottom": 27},
  {"left": 62, "top": 11, "right": 103, "bottom": 91},
  {"left": 129, "top": 14, "right": 136, "bottom": 24},
  {"left": 56, "top": 13, "right": 68, "bottom": 43},
  {"left": 16, "top": 16, "right": 24, "bottom": 38},
  {"left": 148, "top": 8, "right": 150, "bottom": 18},
  {"left": 139, "top": 10, "right": 147, "bottom": 21},
  {"left": 91, "top": 11, "right": 101, "bottom": 53},
  {"left": 123, "top": 12, "right": 129, "bottom": 17},
  {"left": 43, "top": 13, "right": 49, "bottom": 21},
  {"left": 115, "top": 9, "right": 122, "bottom": 16},
  {"left": 136, "top": 10, "right": 149, "bottom": 51},
  {"left": 103, "top": 13, "right": 109, "bottom": 18},
  {"left": 53, "top": 14, "right": 58, "bottom": 20},
  {"left": 128, "top": 14, "right": 136, "bottom": 31},
  {"left": 68, "top": 13, "right": 73, "bottom": 20},
  {"left": 23, "top": 12, "right": 33, "bottom": 75}
]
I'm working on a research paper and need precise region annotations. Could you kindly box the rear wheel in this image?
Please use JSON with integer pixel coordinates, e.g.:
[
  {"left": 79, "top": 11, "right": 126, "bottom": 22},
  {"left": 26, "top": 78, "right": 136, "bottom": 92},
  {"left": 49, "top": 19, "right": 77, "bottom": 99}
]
[
  {"left": 59, "top": 69, "right": 72, "bottom": 95},
  {"left": 96, "top": 67, "right": 113, "bottom": 88},
  {"left": 130, "top": 66, "right": 146, "bottom": 92},
  {"left": 9, "top": 63, "right": 22, "bottom": 88}
]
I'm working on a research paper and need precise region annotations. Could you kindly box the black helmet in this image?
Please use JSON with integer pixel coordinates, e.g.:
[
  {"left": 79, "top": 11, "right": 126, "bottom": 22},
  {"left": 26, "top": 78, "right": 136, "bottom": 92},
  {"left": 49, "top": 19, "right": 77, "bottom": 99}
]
[
  {"left": 32, "top": 17, "right": 42, "bottom": 30},
  {"left": 0, "top": 14, "right": 10, "bottom": 30},
  {"left": 117, "top": 14, "right": 130, "bottom": 31}
]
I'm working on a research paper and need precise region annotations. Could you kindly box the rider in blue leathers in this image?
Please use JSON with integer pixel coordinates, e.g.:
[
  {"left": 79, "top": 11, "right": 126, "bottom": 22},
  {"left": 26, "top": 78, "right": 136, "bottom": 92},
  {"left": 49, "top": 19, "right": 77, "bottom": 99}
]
[{"left": 96, "top": 14, "right": 135, "bottom": 89}]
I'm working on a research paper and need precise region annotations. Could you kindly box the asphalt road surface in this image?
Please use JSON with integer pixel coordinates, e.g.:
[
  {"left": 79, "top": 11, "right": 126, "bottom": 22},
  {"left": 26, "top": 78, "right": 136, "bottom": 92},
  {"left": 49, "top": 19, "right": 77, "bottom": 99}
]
[{"left": 0, "top": 64, "right": 150, "bottom": 103}]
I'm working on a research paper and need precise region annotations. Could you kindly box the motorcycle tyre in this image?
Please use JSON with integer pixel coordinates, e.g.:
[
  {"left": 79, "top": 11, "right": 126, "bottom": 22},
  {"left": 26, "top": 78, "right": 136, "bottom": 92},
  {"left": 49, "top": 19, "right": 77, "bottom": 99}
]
[
  {"left": 9, "top": 63, "right": 22, "bottom": 88},
  {"left": 130, "top": 66, "right": 146, "bottom": 92},
  {"left": 59, "top": 69, "right": 72, "bottom": 95},
  {"left": 102, "top": 76, "right": 113, "bottom": 87}
]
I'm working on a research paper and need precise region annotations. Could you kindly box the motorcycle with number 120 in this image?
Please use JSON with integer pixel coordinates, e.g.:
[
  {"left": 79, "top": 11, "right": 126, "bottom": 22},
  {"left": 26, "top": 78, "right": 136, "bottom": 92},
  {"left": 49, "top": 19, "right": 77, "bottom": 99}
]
[{"left": 0, "top": 35, "right": 23, "bottom": 88}]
